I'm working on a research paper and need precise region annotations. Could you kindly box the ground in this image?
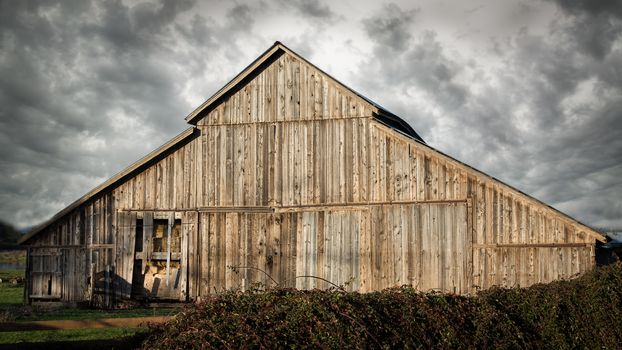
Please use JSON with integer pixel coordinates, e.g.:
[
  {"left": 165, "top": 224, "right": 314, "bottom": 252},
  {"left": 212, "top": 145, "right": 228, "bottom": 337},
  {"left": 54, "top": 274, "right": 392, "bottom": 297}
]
[{"left": 0, "top": 256, "right": 179, "bottom": 349}]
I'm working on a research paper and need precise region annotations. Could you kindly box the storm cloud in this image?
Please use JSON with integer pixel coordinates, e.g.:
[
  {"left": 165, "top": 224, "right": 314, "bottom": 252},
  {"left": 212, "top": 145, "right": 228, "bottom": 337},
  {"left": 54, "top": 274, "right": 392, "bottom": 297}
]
[{"left": 0, "top": 0, "right": 620, "bottom": 229}]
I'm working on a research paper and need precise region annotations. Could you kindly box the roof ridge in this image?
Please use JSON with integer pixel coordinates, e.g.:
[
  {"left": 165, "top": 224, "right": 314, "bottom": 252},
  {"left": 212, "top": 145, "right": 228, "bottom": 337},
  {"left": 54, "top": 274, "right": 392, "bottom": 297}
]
[{"left": 183, "top": 41, "right": 424, "bottom": 142}]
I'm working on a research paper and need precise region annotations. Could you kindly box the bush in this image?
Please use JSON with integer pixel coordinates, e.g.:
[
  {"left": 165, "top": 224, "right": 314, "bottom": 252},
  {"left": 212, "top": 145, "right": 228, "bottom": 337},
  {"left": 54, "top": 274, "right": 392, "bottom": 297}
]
[{"left": 143, "top": 263, "right": 622, "bottom": 349}]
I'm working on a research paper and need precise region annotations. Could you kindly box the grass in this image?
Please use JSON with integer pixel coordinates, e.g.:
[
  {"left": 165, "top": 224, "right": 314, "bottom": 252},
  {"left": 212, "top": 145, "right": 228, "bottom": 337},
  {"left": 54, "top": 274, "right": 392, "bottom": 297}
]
[
  {"left": 0, "top": 326, "right": 146, "bottom": 344},
  {"left": 17, "top": 307, "right": 180, "bottom": 321},
  {"left": 0, "top": 269, "right": 25, "bottom": 308},
  {"left": 0, "top": 268, "right": 180, "bottom": 322},
  {"left": 0, "top": 250, "right": 26, "bottom": 265},
  {"left": 0, "top": 267, "right": 179, "bottom": 330},
  {"left": 0, "top": 283, "right": 23, "bottom": 306},
  {"left": 0, "top": 269, "right": 24, "bottom": 280},
  {"left": 0, "top": 267, "right": 171, "bottom": 348}
]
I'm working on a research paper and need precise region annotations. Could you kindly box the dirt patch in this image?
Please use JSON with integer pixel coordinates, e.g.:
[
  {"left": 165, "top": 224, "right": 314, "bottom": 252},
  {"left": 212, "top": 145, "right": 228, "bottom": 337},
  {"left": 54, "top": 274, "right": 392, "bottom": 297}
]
[{"left": 0, "top": 316, "right": 171, "bottom": 331}]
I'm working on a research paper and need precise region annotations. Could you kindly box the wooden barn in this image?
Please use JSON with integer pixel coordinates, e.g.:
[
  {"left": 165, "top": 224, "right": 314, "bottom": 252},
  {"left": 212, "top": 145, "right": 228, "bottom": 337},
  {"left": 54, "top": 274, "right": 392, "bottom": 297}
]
[{"left": 19, "top": 42, "right": 605, "bottom": 306}]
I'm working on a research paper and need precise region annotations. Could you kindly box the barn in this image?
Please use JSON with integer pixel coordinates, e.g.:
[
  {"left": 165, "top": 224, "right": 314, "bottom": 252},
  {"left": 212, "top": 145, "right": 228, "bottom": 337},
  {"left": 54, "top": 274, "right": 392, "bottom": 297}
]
[{"left": 19, "top": 42, "right": 605, "bottom": 306}]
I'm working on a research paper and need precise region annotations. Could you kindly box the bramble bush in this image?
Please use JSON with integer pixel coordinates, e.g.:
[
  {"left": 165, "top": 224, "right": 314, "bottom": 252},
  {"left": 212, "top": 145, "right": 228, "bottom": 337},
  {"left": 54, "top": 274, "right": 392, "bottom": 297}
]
[{"left": 143, "top": 263, "right": 622, "bottom": 349}]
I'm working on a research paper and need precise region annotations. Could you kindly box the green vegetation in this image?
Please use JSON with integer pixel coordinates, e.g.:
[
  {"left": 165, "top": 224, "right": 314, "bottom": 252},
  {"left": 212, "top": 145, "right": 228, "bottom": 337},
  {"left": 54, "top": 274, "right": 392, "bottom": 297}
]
[
  {"left": 144, "top": 263, "right": 622, "bottom": 349},
  {"left": 0, "top": 269, "right": 24, "bottom": 280},
  {"left": 0, "top": 301, "right": 179, "bottom": 323},
  {"left": 0, "top": 267, "right": 180, "bottom": 322},
  {"left": 0, "top": 250, "right": 26, "bottom": 264},
  {"left": 0, "top": 269, "right": 25, "bottom": 308},
  {"left": 0, "top": 283, "right": 23, "bottom": 306},
  {"left": 0, "top": 327, "right": 146, "bottom": 344}
]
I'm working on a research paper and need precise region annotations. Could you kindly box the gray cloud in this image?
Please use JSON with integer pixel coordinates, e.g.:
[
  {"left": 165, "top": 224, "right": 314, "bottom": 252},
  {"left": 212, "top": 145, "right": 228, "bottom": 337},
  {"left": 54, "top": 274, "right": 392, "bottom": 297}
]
[
  {"left": 358, "top": 6, "right": 469, "bottom": 139},
  {"left": 0, "top": 0, "right": 257, "bottom": 227},
  {"left": 550, "top": 0, "right": 622, "bottom": 18},
  {"left": 277, "top": 0, "right": 337, "bottom": 22},
  {"left": 362, "top": 4, "right": 419, "bottom": 52},
  {"left": 356, "top": 2, "right": 622, "bottom": 228},
  {"left": 0, "top": 0, "right": 620, "bottom": 231},
  {"left": 548, "top": 0, "right": 622, "bottom": 60}
]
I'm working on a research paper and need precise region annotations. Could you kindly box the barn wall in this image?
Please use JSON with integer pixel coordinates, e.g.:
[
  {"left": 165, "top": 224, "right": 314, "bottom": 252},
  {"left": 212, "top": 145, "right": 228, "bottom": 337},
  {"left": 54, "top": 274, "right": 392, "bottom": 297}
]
[
  {"left": 195, "top": 118, "right": 370, "bottom": 207},
  {"left": 26, "top": 134, "right": 198, "bottom": 304},
  {"left": 114, "top": 138, "right": 198, "bottom": 211},
  {"left": 196, "top": 52, "right": 375, "bottom": 126},
  {"left": 188, "top": 202, "right": 469, "bottom": 296},
  {"left": 25, "top": 190, "right": 122, "bottom": 305},
  {"left": 368, "top": 121, "right": 596, "bottom": 290},
  {"left": 24, "top": 49, "right": 601, "bottom": 303}
]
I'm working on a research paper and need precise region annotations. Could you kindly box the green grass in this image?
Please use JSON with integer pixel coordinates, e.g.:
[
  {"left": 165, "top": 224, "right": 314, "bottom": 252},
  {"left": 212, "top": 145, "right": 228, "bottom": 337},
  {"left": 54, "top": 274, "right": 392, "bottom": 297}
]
[
  {"left": 0, "top": 326, "right": 146, "bottom": 344},
  {"left": 0, "top": 250, "right": 26, "bottom": 265},
  {"left": 0, "top": 269, "right": 25, "bottom": 308},
  {"left": 0, "top": 268, "right": 180, "bottom": 322},
  {"left": 0, "top": 269, "right": 24, "bottom": 280},
  {"left": 0, "top": 283, "right": 23, "bottom": 306}
]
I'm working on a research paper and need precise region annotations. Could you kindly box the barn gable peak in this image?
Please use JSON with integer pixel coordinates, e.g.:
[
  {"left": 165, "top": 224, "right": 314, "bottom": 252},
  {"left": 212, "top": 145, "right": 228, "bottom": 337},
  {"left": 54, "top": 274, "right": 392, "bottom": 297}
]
[{"left": 185, "top": 41, "right": 424, "bottom": 142}]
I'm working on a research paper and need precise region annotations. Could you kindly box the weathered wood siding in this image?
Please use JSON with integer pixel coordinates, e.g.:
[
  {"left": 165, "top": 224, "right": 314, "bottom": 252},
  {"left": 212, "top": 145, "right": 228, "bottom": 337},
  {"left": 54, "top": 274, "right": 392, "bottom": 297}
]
[
  {"left": 27, "top": 210, "right": 89, "bottom": 302},
  {"left": 189, "top": 204, "right": 467, "bottom": 295},
  {"left": 114, "top": 140, "right": 198, "bottom": 211},
  {"left": 368, "top": 121, "right": 596, "bottom": 290},
  {"left": 196, "top": 52, "right": 375, "bottom": 126},
  {"left": 195, "top": 52, "right": 373, "bottom": 207},
  {"left": 195, "top": 118, "right": 369, "bottom": 207},
  {"left": 24, "top": 49, "right": 600, "bottom": 304}
]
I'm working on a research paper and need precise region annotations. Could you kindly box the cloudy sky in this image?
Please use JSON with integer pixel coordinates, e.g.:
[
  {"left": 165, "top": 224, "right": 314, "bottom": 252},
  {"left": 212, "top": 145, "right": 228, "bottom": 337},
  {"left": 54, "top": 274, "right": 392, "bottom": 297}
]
[{"left": 0, "top": 0, "right": 621, "bottom": 230}]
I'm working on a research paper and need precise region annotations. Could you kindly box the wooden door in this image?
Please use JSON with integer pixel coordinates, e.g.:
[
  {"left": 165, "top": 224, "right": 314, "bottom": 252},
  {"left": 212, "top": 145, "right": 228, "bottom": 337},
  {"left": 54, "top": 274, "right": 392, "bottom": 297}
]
[
  {"left": 140, "top": 212, "right": 184, "bottom": 300},
  {"left": 418, "top": 202, "right": 469, "bottom": 294},
  {"left": 366, "top": 202, "right": 469, "bottom": 294},
  {"left": 28, "top": 248, "right": 62, "bottom": 300},
  {"left": 115, "top": 211, "right": 136, "bottom": 299}
]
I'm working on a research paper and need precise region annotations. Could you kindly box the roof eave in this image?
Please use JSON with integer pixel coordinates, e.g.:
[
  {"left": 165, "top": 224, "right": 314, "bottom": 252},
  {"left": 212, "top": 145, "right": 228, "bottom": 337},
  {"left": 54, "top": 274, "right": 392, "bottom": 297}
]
[
  {"left": 370, "top": 120, "right": 606, "bottom": 243},
  {"left": 185, "top": 43, "right": 285, "bottom": 125},
  {"left": 19, "top": 127, "right": 197, "bottom": 245}
]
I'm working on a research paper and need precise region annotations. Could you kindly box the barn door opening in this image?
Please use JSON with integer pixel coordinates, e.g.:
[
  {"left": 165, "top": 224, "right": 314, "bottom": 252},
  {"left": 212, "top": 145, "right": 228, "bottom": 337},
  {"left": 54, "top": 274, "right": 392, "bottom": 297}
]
[
  {"left": 131, "top": 218, "right": 144, "bottom": 298},
  {"left": 138, "top": 212, "right": 183, "bottom": 300}
]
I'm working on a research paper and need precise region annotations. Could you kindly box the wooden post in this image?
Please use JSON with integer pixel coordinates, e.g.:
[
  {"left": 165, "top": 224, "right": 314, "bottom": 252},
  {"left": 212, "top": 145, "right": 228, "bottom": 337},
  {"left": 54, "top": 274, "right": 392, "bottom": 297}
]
[
  {"left": 89, "top": 205, "right": 94, "bottom": 302},
  {"left": 143, "top": 213, "right": 153, "bottom": 273},
  {"left": 166, "top": 213, "right": 173, "bottom": 287},
  {"left": 105, "top": 264, "right": 110, "bottom": 308},
  {"left": 24, "top": 247, "right": 31, "bottom": 304}
]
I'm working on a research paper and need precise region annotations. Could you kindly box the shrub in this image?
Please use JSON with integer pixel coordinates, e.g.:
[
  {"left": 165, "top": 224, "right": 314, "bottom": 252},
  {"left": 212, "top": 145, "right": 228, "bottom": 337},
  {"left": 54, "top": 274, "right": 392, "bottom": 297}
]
[{"left": 143, "top": 263, "right": 622, "bottom": 349}]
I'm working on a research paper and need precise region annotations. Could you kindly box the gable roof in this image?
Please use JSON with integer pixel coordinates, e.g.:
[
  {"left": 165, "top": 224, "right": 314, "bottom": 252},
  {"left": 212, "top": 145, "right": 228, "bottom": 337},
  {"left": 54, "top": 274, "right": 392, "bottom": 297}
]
[
  {"left": 18, "top": 127, "right": 197, "bottom": 244},
  {"left": 185, "top": 41, "right": 424, "bottom": 143},
  {"left": 20, "top": 41, "right": 606, "bottom": 245}
]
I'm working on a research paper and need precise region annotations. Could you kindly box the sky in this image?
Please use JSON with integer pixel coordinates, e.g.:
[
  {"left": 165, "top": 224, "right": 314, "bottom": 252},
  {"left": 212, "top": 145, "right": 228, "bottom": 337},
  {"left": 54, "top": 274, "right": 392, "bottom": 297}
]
[{"left": 0, "top": 0, "right": 621, "bottom": 230}]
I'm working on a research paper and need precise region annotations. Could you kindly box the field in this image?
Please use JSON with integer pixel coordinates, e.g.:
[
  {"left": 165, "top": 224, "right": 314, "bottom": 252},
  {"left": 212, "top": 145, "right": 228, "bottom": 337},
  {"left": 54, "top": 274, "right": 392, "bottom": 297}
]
[
  {"left": 0, "top": 268, "right": 176, "bottom": 348},
  {"left": 0, "top": 250, "right": 26, "bottom": 265},
  {"left": 0, "top": 269, "right": 25, "bottom": 309}
]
